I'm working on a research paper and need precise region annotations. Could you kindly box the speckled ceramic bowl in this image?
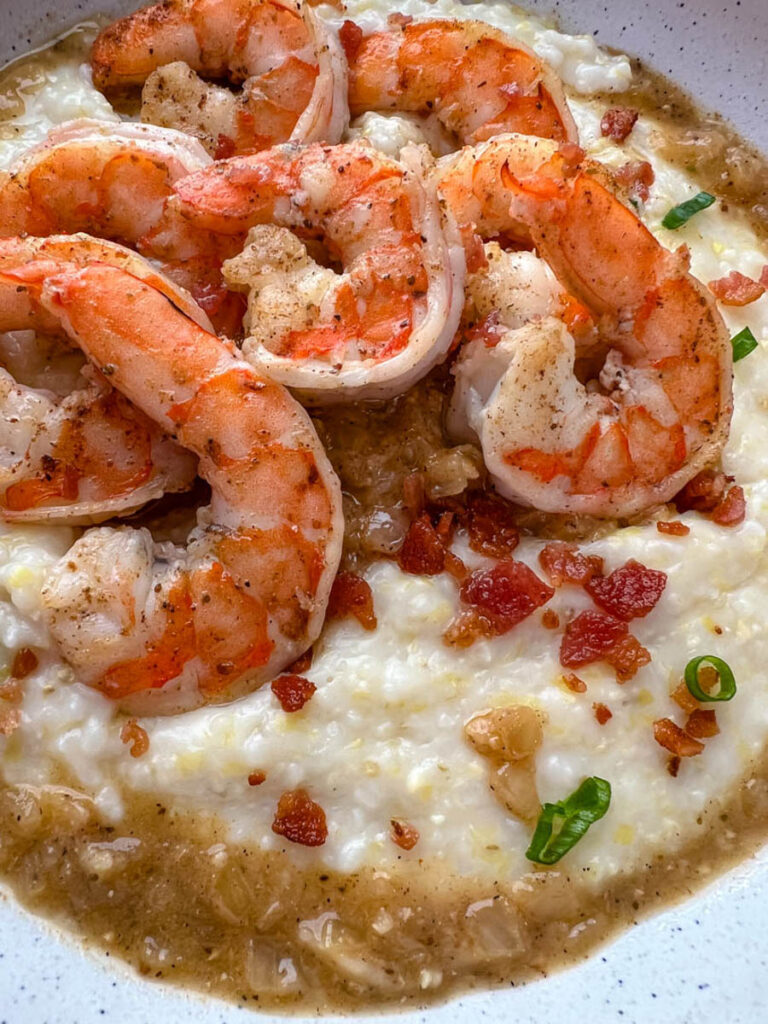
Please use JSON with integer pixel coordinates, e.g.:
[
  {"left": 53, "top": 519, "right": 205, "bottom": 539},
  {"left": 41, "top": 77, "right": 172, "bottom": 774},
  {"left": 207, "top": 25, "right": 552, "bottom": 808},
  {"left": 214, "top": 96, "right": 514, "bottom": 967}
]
[{"left": 0, "top": 1, "right": 767, "bottom": 1021}]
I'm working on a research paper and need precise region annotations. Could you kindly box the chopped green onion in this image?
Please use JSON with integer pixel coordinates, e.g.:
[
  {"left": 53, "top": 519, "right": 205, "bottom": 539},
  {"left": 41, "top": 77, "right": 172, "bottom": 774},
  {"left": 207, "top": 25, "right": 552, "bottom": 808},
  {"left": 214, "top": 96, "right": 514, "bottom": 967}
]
[
  {"left": 684, "top": 655, "right": 737, "bottom": 702},
  {"left": 661, "top": 191, "right": 716, "bottom": 230},
  {"left": 731, "top": 326, "right": 759, "bottom": 363},
  {"left": 525, "top": 776, "right": 611, "bottom": 865}
]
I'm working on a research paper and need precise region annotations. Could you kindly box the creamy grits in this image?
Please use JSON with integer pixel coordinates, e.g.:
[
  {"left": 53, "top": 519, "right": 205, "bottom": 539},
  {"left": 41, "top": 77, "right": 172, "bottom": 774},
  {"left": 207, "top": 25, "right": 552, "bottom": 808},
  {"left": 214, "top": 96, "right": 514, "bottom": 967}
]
[{"left": 0, "top": 0, "right": 766, "bottom": 1013}]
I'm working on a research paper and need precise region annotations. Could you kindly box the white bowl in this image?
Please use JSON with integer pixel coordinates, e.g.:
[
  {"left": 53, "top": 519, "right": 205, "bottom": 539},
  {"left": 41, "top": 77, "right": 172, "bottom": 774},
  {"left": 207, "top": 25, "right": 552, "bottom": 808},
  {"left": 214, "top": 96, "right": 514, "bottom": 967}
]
[{"left": 0, "top": 1, "right": 766, "bottom": 1021}]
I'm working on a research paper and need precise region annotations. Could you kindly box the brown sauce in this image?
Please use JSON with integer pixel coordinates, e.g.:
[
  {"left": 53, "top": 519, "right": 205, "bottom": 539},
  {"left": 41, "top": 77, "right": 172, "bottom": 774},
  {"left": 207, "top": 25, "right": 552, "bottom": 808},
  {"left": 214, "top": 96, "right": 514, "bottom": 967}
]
[{"left": 1, "top": 16, "right": 768, "bottom": 1017}]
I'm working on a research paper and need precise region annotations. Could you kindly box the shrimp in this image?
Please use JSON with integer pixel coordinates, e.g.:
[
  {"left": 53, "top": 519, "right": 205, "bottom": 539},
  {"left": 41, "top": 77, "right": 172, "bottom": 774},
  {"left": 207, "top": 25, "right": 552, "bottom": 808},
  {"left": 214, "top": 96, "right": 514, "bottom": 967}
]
[
  {"left": 171, "top": 139, "right": 465, "bottom": 403},
  {"left": 0, "top": 120, "right": 244, "bottom": 334},
  {"left": 91, "top": 0, "right": 348, "bottom": 156},
  {"left": 437, "top": 135, "right": 733, "bottom": 518},
  {"left": 0, "top": 235, "right": 204, "bottom": 524},
  {"left": 0, "top": 240, "right": 346, "bottom": 714},
  {"left": 347, "top": 17, "right": 577, "bottom": 150}
]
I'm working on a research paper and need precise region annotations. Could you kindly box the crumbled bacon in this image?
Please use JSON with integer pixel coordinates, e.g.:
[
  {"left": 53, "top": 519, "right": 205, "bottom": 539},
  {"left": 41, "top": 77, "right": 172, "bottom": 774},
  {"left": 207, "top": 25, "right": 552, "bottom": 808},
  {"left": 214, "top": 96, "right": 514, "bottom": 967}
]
[
  {"left": 685, "top": 708, "right": 719, "bottom": 739},
  {"left": 671, "top": 680, "right": 700, "bottom": 714},
  {"left": 558, "top": 142, "right": 586, "bottom": 169},
  {"left": 585, "top": 559, "right": 667, "bottom": 621},
  {"left": 390, "top": 818, "right": 419, "bottom": 850},
  {"left": 286, "top": 647, "right": 313, "bottom": 675},
  {"left": 614, "top": 160, "right": 655, "bottom": 202},
  {"left": 11, "top": 647, "right": 38, "bottom": 680},
  {"left": 559, "top": 610, "right": 628, "bottom": 669},
  {"left": 657, "top": 520, "right": 690, "bottom": 537},
  {"left": 563, "top": 672, "right": 587, "bottom": 693},
  {"left": 674, "top": 468, "right": 727, "bottom": 513},
  {"left": 541, "top": 609, "right": 560, "bottom": 630},
  {"left": 460, "top": 559, "right": 554, "bottom": 635},
  {"left": 402, "top": 471, "right": 426, "bottom": 519},
  {"left": 604, "top": 634, "right": 651, "bottom": 682},
  {"left": 248, "top": 770, "right": 266, "bottom": 786},
  {"left": 339, "top": 19, "right": 364, "bottom": 62},
  {"left": 271, "top": 674, "right": 317, "bottom": 713},
  {"left": 0, "top": 680, "right": 22, "bottom": 703},
  {"left": 711, "top": 484, "right": 746, "bottom": 527},
  {"left": 443, "top": 608, "right": 495, "bottom": 648},
  {"left": 667, "top": 756, "right": 681, "bottom": 778},
  {"left": 462, "top": 491, "right": 520, "bottom": 559},
  {"left": 272, "top": 789, "right": 328, "bottom": 847},
  {"left": 601, "top": 107, "right": 639, "bottom": 142},
  {"left": 538, "top": 542, "right": 603, "bottom": 587},
  {"left": 214, "top": 134, "right": 236, "bottom": 160},
  {"left": 388, "top": 11, "right": 413, "bottom": 26},
  {"left": 398, "top": 513, "right": 448, "bottom": 576},
  {"left": 593, "top": 702, "right": 613, "bottom": 725},
  {"left": 653, "top": 718, "right": 704, "bottom": 757},
  {"left": 327, "top": 571, "right": 377, "bottom": 630},
  {"left": 0, "top": 707, "right": 20, "bottom": 736},
  {"left": 120, "top": 719, "right": 149, "bottom": 758},
  {"left": 707, "top": 270, "right": 765, "bottom": 306}
]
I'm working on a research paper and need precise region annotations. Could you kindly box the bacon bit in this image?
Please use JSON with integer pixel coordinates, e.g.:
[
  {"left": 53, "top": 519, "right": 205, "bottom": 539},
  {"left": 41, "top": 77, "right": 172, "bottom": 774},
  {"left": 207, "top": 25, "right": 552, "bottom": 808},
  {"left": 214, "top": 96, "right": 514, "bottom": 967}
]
[
  {"left": 563, "top": 672, "right": 587, "bottom": 693},
  {"left": 248, "top": 770, "right": 266, "bottom": 787},
  {"left": 558, "top": 142, "right": 586, "bottom": 169},
  {"left": 443, "top": 608, "right": 495, "bottom": 647},
  {"left": 585, "top": 559, "right": 667, "bottom": 621},
  {"left": 560, "top": 610, "right": 628, "bottom": 669},
  {"left": 272, "top": 789, "right": 328, "bottom": 847},
  {"left": 593, "top": 702, "right": 613, "bottom": 725},
  {"left": 601, "top": 107, "right": 639, "bottom": 142},
  {"left": 390, "top": 818, "right": 419, "bottom": 850},
  {"left": 398, "top": 513, "right": 447, "bottom": 576},
  {"left": 339, "top": 19, "right": 364, "bottom": 62},
  {"left": 465, "top": 310, "right": 505, "bottom": 348},
  {"left": 671, "top": 680, "right": 700, "bottom": 714},
  {"left": 120, "top": 719, "right": 149, "bottom": 758},
  {"left": 0, "top": 680, "right": 23, "bottom": 703},
  {"left": 402, "top": 471, "right": 426, "bottom": 519},
  {"left": 674, "top": 468, "right": 727, "bottom": 513},
  {"left": 461, "top": 226, "right": 489, "bottom": 274},
  {"left": 707, "top": 270, "right": 765, "bottom": 306},
  {"left": 286, "top": 647, "right": 313, "bottom": 675},
  {"left": 685, "top": 708, "right": 719, "bottom": 739},
  {"left": 711, "top": 484, "right": 746, "bottom": 527},
  {"left": 460, "top": 559, "right": 554, "bottom": 635},
  {"left": 0, "top": 707, "right": 21, "bottom": 736},
  {"left": 465, "top": 492, "right": 520, "bottom": 559},
  {"left": 271, "top": 674, "right": 316, "bottom": 713},
  {"left": 214, "top": 134, "right": 236, "bottom": 160},
  {"left": 653, "top": 718, "right": 704, "bottom": 758},
  {"left": 388, "top": 12, "right": 413, "bottom": 27},
  {"left": 327, "top": 571, "right": 377, "bottom": 630},
  {"left": 667, "top": 756, "right": 681, "bottom": 778},
  {"left": 614, "top": 160, "right": 655, "bottom": 202},
  {"left": 10, "top": 647, "right": 38, "bottom": 680},
  {"left": 604, "top": 634, "right": 651, "bottom": 683},
  {"left": 656, "top": 519, "right": 690, "bottom": 537},
  {"left": 541, "top": 609, "right": 560, "bottom": 630},
  {"left": 538, "top": 542, "right": 603, "bottom": 587}
]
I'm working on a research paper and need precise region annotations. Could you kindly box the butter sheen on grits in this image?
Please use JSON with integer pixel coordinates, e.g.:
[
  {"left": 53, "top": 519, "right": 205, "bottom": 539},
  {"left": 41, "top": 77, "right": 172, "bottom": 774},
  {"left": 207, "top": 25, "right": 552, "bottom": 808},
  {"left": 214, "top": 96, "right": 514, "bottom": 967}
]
[{"left": 0, "top": 0, "right": 767, "bottom": 1000}]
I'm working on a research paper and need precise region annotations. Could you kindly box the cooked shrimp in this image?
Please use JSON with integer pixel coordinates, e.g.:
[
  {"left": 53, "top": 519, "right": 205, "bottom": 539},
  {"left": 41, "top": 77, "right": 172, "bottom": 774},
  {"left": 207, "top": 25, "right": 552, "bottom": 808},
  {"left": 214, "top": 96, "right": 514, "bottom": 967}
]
[
  {"left": 347, "top": 18, "right": 577, "bottom": 150},
  {"left": 438, "top": 135, "right": 732, "bottom": 517},
  {"left": 0, "top": 235, "right": 204, "bottom": 523},
  {"left": 0, "top": 120, "right": 245, "bottom": 334},
  {"left": 1, "top": 246, "right": 344, "bottom": 713},
  {"left": 91, "top": 0, "right": 348, "bottom": 156},
  {"left": 172, "top": 139, "right": 465, "bottom": 402}
]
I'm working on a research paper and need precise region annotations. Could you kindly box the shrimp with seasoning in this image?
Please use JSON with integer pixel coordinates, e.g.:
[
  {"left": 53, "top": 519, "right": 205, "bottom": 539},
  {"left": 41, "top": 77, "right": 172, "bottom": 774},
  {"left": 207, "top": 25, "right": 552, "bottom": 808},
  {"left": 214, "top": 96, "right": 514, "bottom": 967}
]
[
  {"left": 91, "top": 0, "right": 348, "bottom": 156},
  {"left": 0, "top": 119, "right": 244, "bottom": 333},
  {"left": 346, "top": 17, "right": 577, "bottom": 150},
  {"left": 437, "top": 134, "right": 732, "bottom": 517},
  {"left": 0, "top": 235, "right": 203, "bottom": 523},
  {"left": 172, "top": 139, "right": 465, "bottom": 402},
  {"left": 0, "top": 238, "right": 343, "bottom": 714}
]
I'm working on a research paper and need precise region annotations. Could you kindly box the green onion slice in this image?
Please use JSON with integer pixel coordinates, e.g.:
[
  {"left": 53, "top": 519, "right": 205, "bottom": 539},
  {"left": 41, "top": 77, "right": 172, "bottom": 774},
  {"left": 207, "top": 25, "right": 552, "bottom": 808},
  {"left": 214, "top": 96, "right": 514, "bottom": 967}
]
[
  {"left": 525, "top": 776, "right": 611, "bottom": 865},
  {"left": 731, "top": 326, "right": 759, "bottom": 363},
  {"left": 662, "top": 191, "right": 716, "bottom": 230},
  {"left": 684, "top": 655, "right": 737, "bottom": 702}
]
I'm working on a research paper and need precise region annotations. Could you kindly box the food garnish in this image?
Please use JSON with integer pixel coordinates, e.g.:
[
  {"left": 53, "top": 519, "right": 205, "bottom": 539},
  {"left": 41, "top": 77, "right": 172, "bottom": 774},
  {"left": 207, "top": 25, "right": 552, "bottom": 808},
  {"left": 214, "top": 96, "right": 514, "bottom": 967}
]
[
  {"left": 731, "top": 326, "right": 759, "bottom": 362},
  {"left": 526, "top": 777, "right": 611, "bottom": 864},
  {"left": 661, "top": 191, "right": 716, "bottom": 229},
  {"left": 684, "top": 655, "right": 737, "bottom": 702}
]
